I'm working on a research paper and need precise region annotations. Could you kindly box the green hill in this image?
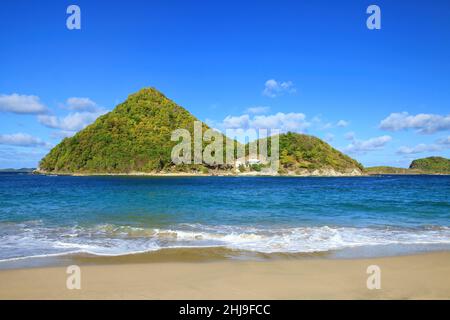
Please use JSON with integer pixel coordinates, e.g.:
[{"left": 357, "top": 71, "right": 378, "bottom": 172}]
[
  {"left": 39, "top": 88, "right": 363, "bottom": 175},
  {"left": 409, "top": 157, "right": 450, "bottom": 174},
  {"left": 365, "top": 166, "right": 416, "bottom": 175},
  {"left": 257, "top": 132, "right": 363, "bottom": 175},
  {"left": 365, "top": 157, "right": 450, "bottom": 175},
  {"left": 39, "top": 88, "right": 225, "bottom": 174}
]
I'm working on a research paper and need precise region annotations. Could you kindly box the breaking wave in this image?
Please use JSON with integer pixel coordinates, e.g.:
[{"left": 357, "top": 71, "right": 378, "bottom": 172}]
[{"left": 1, "top": 221, "right": 450, "bottom": 262}]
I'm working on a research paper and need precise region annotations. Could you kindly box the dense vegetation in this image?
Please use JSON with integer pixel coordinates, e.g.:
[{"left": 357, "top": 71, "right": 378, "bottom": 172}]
[
  {"left": 365, "top": 157, "right": 450, "bottom": 175},
  {"left": 260, "top": 132, "right": 363, "bottom": 173},
  {"left": 409, "top": 157, "right": 450, "bottom": 174},
  {"left": 365, "top": 166, "right": 414, "bottom": 175},
  {"left": 39, "top": 88, "right": 363, "bottom": 174},
  {"left": 39, "top": 88, "right": 227, "bottom": 173}
]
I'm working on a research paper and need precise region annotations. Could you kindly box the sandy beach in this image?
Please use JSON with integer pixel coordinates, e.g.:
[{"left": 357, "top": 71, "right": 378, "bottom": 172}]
[{"left": 0, "top": 251, "right": 449, "bottom": 299}]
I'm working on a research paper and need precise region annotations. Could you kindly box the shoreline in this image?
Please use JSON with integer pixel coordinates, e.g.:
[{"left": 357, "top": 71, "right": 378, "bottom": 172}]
[
  {"left": 31, "top": 170, "right": 450, "bottom": 177},
  {"left": 2, "top": 246, "right": 449, "bottom": 270},
  {"left": 1, "top": 251, "right": 449, "bottom": 299},
  {"left": 33, "top": 170, "right": 364, "bottom": 177}
]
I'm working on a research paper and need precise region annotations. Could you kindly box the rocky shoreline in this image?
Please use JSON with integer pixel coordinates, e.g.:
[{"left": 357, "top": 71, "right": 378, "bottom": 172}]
[{"left": 33, "top": 168, "right": 365, "bottom": 177}]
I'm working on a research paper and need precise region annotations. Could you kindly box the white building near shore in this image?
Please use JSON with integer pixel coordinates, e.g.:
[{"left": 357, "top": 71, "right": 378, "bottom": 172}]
[{"left": 247, "top": 158, "right": 261, "bottom": 165}]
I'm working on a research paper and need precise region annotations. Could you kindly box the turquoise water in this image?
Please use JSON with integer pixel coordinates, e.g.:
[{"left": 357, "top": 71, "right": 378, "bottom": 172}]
[{"left": 0, "top": 173, "right": 449, "bottom": 261}]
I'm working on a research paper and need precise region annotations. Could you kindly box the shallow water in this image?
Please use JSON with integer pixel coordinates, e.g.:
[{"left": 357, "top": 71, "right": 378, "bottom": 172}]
[{"left": 0, "top": 173, "right": 449, "bottom": 263}]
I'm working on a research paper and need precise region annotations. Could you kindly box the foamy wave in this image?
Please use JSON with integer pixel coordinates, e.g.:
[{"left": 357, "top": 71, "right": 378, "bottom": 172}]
[{"left": 0, "top": 221, "right": 449, "bottom": 261}]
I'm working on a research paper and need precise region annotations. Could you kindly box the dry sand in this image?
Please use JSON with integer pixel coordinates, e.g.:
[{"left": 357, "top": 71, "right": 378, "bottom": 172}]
[{"left": 0, "top": 252, "right": 449, "bottom": 299}]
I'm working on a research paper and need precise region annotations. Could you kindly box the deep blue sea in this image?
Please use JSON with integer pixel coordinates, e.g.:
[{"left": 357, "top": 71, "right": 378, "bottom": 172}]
[{"left": 0, "top": 173, "right": 449, "bottom": 262}]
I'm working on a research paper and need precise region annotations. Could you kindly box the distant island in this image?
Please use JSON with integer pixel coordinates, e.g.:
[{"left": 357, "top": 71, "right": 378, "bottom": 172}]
[
  {"left": 366, "top": 157, "right": 450, "bottom": 175},
  {"left": 0, "top": 168, "right": 36, "bottom": 173}
]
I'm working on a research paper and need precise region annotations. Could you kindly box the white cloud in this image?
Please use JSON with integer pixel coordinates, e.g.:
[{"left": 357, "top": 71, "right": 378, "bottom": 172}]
[
  {"left": 40, "top": 97, "right": 106, "bottom": 136},
  {"left": 344, "top": 135, "right": 392, "bottom": 154},
  {"left": 245, "top": 106, "right": 270, "bottom": 114},
  {"left": 337, "top": 120, "right": 349, "bottom": 127},
  {"left": 380, "top": 112, "right": 450, "bottom": 134},
  {"left": 0, "top": 133, "right": 50, "bottom": 148},
  {"left": 311, "top": 116, "right": 348, "bottom": 130},
  {"left": 396, "top": 136, "right": 450, "bottom": 155},
  {"left": 344, "top": 131, "right": 355, "bottom": 140},
  {"left": 218, "top": 112, "right": 310, "bottom": 133},
  {"left": 222, "top": 114, "right": 250, "bottom": 129},
  {"left": 262, "top": 79, "right": 296, "bottom": 98},
  {"left": 0, "top": 93, "right": 47, "bottom": 114},
  {"left": 63, "top": 97, "right": 100, "bottom": 112},
  {"left": 38, "top": 110, "right": 107, "bottom": 133},
  {"left": 311, "top": 116, "right": 327, "bottom": 130},
  {"left": 204, "top": 118, "right": 221, "bottom": 130},
  {"left": 0, "top": 146, "right": 48, "bottom": 168},
  {"left": 251, "top": 113, "right": 308, "bottom": 131},
  {"left": 397, "top": 143, "right": 442, "bottom": 155},
  {"left": 437, "top": 136, "right": 450, "bottom": 146}
]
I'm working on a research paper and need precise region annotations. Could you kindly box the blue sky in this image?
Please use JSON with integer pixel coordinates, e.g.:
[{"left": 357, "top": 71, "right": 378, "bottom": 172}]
[{"left": 1, "top": 0, "right": 449, "bottom": 168}]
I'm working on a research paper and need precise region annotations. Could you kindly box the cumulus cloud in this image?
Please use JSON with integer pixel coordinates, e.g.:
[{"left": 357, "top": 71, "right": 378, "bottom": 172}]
[
  {"left": 38, "top": 110, "right": 107, "bottom": 133},
  {"left": 397, "top": 144, "right": 442, "bottom": 155},
  {"left": 251, "top": 113, "right": 308, "bottom": 131},
  {"left": 0, "top": 133, "right": 51, "bottom": 148},
  {"left": 262, "top": 79, "right": 296, "bottom": 98},
  {"left": 396, "top": 136, "right": 450, "bottom": 155},
  {"left": 344, "top": 135, "right": 392, "bottom": 154},
  {"left": 379, "top": 112, "right": 450, "bottom": 134},
  {"left": 337, "top": 120, "right": 349, "bottom": 127},
  {"left": 0, "top": 93, "right": 47, "bottom": 114},
  {"left": 222, "top": 114, "right": 250, "bottom": 129},
  {"left": 38, "top": 97, "right": 107, "bottom": 136},
  {"left": 63, "top": 97, "right": 100, "bottom": 112},
  {"left": 245, "top": 106, "right": 270, "bottom": 114},
  {"left": 218, "top": 112, "right": 310, "bottom": 134}
]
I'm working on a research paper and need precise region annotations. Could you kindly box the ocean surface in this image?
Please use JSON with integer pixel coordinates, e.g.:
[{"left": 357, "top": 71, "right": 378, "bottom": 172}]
[{"left": 0, "top": 173, "right": 449, "bottom": 263}]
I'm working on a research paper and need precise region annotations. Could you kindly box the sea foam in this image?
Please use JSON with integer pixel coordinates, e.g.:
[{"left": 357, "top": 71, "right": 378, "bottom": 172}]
[{"left": 1, "top": 221, "right": 449, "bottom": 262}]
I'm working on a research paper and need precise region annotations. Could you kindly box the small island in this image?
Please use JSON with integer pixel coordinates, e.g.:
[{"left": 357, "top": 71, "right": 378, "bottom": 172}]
[
  {"left": 36, "top": 88, "right": 364, "bottom": 177},
  {"left": 0, "top": 168, "right": 36, "bottom": 173},
  {"left": 366, "top": 156, "right": 450, "bottom": 175}
]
